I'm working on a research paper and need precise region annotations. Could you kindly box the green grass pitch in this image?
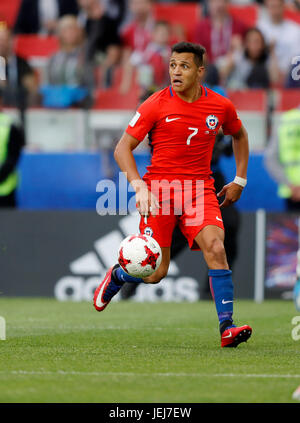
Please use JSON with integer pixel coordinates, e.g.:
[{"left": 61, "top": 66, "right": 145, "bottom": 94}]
[{"left": 0, "top": 298, "right": 300, "bottom": 403}]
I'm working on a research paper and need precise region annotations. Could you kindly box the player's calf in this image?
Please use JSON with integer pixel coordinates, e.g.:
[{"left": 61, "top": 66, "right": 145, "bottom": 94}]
[{"left": 203, "top": 238, "right": 228, "bottom": 269}]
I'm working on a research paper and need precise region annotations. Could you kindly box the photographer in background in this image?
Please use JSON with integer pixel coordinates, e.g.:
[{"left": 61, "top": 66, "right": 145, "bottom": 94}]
[
  {"left": 0, "top": 23, "right": 39, "bottom": 111},
  {"left": 14, "top": 0, "right": 79, "bottom": 35}
]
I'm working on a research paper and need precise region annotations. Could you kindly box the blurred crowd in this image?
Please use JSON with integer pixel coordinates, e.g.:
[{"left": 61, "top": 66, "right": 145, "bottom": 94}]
[{"left": 0, "top": 0, "right": 299, "bottom": 110}]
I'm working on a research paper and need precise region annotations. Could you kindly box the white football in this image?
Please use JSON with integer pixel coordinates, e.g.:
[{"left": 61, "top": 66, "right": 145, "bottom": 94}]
[{"left": 118, "top": 234, "right": 162, "bottom": 278}]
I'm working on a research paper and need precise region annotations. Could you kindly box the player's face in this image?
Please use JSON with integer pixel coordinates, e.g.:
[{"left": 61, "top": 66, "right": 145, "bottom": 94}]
[{"left": 169, "top": 52, "right": 204, "bottom": 94}]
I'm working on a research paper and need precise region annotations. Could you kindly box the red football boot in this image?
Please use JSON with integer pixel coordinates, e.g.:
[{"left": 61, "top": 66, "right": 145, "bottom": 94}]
[
  {"left": 221, "top": 325, "right": 252, "bottom": 348},
  {"left": 93, "top": 266, "right": 121, "bottom": 312}
]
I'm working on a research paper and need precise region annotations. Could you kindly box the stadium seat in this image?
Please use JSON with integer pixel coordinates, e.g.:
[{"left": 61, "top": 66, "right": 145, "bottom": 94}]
[
  {"left": 285, "top": 8, "right": 300, "bottom": 25},
  {"left": 93, "top": 67, "right": 140, "bottom": 110},
  {"left": 274, "top": 89, "right": 300, "bottom": 112},
  {"left": 227, "top": 90, "right": 268, "bottom": 151},
  {"left": 227, "top": 89, "right": 267, "bottom": 111},
  {"left": 14, "top": 35, "right": 59, "bottom": 59},
  {"left": 93, "top": 87, "right": 139, "bottom": 110},
  {"left": 228, "top": 4, "right": 258, "bottom": 28},
  {"left": 0, "top": 0, "right": 21, "bottom": 28},
  {"left": 153, "top": 3, "right": 201, "bottom": 41},
  {"left": 14, "top": 35, "right": 59, "bottom": 82}
]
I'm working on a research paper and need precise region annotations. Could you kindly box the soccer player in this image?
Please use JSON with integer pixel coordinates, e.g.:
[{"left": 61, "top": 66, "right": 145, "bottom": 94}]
[{"left": 94, "top": 41, "right": 252, "bottom": 348}]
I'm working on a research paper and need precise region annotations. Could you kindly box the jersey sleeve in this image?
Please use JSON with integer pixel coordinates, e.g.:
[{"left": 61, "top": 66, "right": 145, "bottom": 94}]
[
  {"left": 125, "top": 94, "right": 159, "bottom": 142},
  {"left": 222, "top": 99, "right": 242, "bottom": 136}
]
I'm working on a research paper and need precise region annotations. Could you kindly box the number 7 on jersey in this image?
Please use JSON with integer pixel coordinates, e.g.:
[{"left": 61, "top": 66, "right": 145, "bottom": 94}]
[{"left": 187, "top": 127, "right": 198, "bottom": 145}]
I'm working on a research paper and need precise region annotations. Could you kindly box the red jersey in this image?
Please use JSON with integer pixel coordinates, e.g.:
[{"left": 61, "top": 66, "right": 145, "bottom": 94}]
[{"left": 126, "top": 85, "right": 242, "bottom": 179}]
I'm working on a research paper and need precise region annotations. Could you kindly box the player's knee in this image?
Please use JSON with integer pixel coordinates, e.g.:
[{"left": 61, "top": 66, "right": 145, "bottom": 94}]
[{"left": 206, "top": 238, "right": 226, "bottom": 261}]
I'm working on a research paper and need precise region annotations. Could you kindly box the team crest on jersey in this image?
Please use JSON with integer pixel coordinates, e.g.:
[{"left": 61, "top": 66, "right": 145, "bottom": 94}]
[
  {"left": 206, "top": 115, "right": 219, "bottom": 130},
  {"left": 144, "top": 227, "right": 153, "bottom": 237}
]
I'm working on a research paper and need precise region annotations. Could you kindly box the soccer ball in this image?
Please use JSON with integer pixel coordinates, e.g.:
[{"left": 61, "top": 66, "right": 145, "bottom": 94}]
[{"left": 118, "top": 234, "right": 162, "bottom": 278}]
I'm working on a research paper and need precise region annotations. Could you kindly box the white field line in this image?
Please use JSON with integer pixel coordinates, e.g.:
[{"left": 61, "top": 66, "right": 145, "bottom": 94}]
[
  {"left": 8, "top": 326, "right": 201, "bottom": 330},
  {"left": 0, "top": 370, "right": 300, "bottom": 379}
]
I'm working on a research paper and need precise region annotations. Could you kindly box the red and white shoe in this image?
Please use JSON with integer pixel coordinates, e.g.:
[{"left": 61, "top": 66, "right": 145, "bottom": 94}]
[
  {"left": 221, "top": 325, "right": 252, "bottom": 348},
  {"left": 93, "top": 266, "right": 121, "bottom": 312}
]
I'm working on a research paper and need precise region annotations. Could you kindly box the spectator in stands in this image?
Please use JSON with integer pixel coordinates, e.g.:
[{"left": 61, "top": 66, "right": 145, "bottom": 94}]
[
  {"left": 0, "top": 88, "right": 25, "bottom": 208},
  {"left": 217, "top": 27, "right": 272, "bottom": 89},
  {"left": 286, "top": 0, "right": 300, "bottom": 11},
  {"left": 257, "top": 0, "right": 300, "bottom": 85},
  {"left": 203, "top": 53, "right": 227, "bottom": 96},
  {"left": 14, "top": 0, "right": 78, "bottom": 35},
  {"left": 41, "top": 15, "right": 94, "bottom": 107},
  {"left": 45, "top": 15, "right": 93, "bottom": 87},
  {"left": 102, "top": 0, "right": 130, "bottom": 31},
  {"left": 135, "top": 21, "right": 171, "bottom": 100},
  {"left": 0, "top": 23, "right": 39, "bottom": 109},
  {"left": 119, "top": 0, "right": 155, "bottom": 94},
  {"left": 193, "top": 0, "right": 249, "bottom": 64},
  {"left": 265, "top": 105, "right": 300, "bottom": 211},
  {"left": 77, "top": 0, "right": 121, "bottom": 87}
]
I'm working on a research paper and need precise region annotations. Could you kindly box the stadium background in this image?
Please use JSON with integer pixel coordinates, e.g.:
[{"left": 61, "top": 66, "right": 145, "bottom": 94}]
[
  {"left": 0, "top": 0, "right": 299, "bottom": 303},
  {"left": 0, "top": 0, "right": 300, "bottom": 405}
]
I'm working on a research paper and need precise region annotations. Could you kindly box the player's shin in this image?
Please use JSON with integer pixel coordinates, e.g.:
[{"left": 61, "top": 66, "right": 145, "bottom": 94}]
[
  {"left": 96, "top": 264, "right": 144, "bottom": 307},
  {"left": 113, "top": 265, "right": 144, "bottom": 285},
  {"left": 208, "top": 269, "right": 235, "bottom": 333}
]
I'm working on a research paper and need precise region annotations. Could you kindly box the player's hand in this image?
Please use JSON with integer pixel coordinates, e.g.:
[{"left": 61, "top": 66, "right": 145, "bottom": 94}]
[
  {"left": 135, "top": 184, "right": 160, "bottom": 218},
  {"left": 217, "top": 182, "right": 243, "bottom": 208}
]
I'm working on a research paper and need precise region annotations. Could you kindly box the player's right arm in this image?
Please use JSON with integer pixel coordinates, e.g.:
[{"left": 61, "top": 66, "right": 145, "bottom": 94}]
[
  {"left": 218, "top": 99, "right": 249, "bottom": 208},
  {"left": 114, "top": 93, "right": 161, "bottom": 217},
  {"left": 115, "top": 93, "right": 161, "bottom": 216},
  {"left": 114, "top": 132, "right": 159, "bottom": 217}
]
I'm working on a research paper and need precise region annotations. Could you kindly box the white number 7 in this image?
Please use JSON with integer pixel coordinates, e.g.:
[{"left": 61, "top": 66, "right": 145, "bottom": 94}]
[{"left": 187, "top": 127, "right": 198, "bottom": 145}]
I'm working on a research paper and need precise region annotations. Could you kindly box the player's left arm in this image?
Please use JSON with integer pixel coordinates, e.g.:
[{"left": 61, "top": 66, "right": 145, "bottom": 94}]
[{"left": 217, "top": 124, "right": 249, "bottom": 208}]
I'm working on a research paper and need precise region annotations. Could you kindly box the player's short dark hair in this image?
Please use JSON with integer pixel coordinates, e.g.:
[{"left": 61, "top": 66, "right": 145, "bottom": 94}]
[{"left": 171, "top": 42, "right": 206, "bottom": 67}]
